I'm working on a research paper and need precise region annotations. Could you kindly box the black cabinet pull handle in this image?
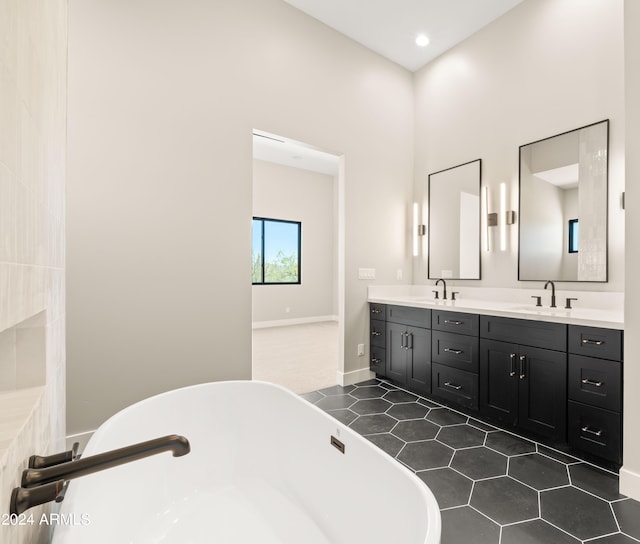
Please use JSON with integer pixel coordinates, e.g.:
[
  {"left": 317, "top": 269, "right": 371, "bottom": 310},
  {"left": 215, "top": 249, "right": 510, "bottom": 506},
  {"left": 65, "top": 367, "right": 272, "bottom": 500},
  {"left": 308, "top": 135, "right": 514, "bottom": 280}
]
[
  {"left": 581, "top": 426, "right": 603, "bottom": 437},
  {"left": 509, "top": 353, "right": 517, "bottom": 377},
  {"left": 444, "top": 382, "right": 462, "bottom": 390},
  {"left": 444, "top": 320, "right": 463, "bottom": 325},
  {"left": 371, "top": 358, "right": 382, "bottom": 364},
  {"left": 581, "top": 339, "right": 604, "bottom": 346},
  {"left": 581, "top": 378, "right": 603, "bottom": 387},
  {"left": 407, "top": 332, "right": 413, "bottom": 350},
  {"left": 444, "top": 348, "right": 463, "bottom": 354},
  {"left": 400, "top": 332, "right": 406, "bottom": 349},
  {"left": 371, "top": 308, "right": 382, "bottom": 314},
  {"left": 519, "top": 355, "right": 526, "bottom": 380},
  {"left": 371, "top": 331, "right": 382, "bottom": 336}
]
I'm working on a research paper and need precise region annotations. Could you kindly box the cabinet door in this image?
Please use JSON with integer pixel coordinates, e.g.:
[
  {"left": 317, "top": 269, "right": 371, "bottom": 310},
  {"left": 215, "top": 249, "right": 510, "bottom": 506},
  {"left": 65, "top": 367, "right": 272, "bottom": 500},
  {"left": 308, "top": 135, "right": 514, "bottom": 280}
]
[
  {"left": 479, "top": 339, "right": 518, "bottom": 426},
  {"left": 406, "top": 325, "right": 431, "bottom": 395},
  {"left": 517, "top": 346, "right": 567, "bottom": 441},
  {"left": 386, "top": 322, "right": 407, "bottom": 385}
]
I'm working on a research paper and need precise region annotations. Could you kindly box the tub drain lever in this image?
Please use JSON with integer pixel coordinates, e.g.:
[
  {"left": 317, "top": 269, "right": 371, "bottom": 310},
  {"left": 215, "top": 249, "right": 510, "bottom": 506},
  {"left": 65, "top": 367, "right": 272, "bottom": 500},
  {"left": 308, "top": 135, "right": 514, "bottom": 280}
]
[{"left": 29, "top": 442, "right": 80, "bottom": 469}]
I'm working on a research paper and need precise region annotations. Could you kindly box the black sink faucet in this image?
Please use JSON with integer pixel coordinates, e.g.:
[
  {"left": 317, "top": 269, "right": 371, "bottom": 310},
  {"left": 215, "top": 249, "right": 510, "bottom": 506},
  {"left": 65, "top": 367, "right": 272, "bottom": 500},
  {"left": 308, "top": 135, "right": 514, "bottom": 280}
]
[
  {"left": 544, "top": 280, "right": 556, "bottom": 308},
  {"left": 435, "top": 278, "right": 448, "bottom": 300},
  {"left": 20, "top": 434, "right": 190, "bottom": 488}
]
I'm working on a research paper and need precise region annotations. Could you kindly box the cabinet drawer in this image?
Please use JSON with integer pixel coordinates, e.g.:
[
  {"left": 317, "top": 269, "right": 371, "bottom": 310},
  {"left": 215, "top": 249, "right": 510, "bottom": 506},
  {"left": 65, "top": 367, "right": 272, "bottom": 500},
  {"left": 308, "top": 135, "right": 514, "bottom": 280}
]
[
  {"left": 568, "top": 355, "right": 621, "bottom": 412},
  {"left": 431, "top": 363, "right": 478, "bottom": 411},
  {"left": 432, "top": 310, "right": 479, "bottom": 336},
  {"left": 370, "top": 319, "right": 386, "bottom": 348},
  {"left": 568, "top": 401, "right": 621, "bottom": 464},
  {"left": 480, "top": 315, "right": 566, "bottom": 352},
  {"left": 568, "top": 326, "right": 623, "bottom": 361},
  {"left": 370, "top": 346, "right": 386, "bottom": 376},
  {"left": 432, "top": 330, "right": 479, "bottom": 372},
  {"left": 386, "top": 305, "right": 431, "bottom": 328},
  {"left": 370, "top": 303, "right": 386, "bottom": 318}
]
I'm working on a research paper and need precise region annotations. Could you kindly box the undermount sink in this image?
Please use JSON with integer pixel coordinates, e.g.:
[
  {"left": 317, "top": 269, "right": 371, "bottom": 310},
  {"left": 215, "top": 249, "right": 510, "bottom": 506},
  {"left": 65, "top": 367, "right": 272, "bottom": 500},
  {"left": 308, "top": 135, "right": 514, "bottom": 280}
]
[{"left": 508, "top": 305, "right": 570, "bottom": 314}]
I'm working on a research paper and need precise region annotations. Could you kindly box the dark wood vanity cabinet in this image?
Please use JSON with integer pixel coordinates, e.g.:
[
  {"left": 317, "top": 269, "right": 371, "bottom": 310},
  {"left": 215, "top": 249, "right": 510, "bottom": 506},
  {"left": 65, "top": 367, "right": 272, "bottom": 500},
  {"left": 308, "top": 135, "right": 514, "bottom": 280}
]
[
  {"left": 385, "top": 306, "right": 431, "bottom": 395},
  {"left": 567, "top": 325, "right": 623, "bottom": 464},
  {"left": 369, "top": 304, "right": 387, "bottom": 376},
  {"left": 431, "top": 311, "right": 479, "bottom": 410},
  {"left": 480, "top": 338, "right": 567, "bottom": 442},
  {"left": 479, "top": 316, "right": 567, "bottom": 442},
  {"left": 369, "top": 303, "right": 624, "bottom": 465}
]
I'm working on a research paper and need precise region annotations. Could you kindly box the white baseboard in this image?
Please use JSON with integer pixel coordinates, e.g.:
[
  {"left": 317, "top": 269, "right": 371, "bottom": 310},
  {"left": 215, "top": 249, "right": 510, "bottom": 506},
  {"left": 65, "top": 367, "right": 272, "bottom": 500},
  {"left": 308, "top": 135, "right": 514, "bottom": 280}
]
[
  {"left": 620, "top": 466, "right": 640, "bottom": 501},
  {"left": 66, "top": 430, "right": 95, "bottom": 454},
  {"left": 252, "top": 315, "right": 338, "bottom": 329},
  {"left": 337, "top": 367, "right": 375, "bottom": 386}
]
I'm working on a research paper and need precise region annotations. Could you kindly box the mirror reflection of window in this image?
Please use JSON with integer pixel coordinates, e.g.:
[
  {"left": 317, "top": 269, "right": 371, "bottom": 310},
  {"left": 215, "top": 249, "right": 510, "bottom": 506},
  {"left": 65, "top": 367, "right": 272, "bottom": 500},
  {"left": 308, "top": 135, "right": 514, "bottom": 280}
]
[{"left": 568, "top": 219, "right": 579, "bottom": 253}]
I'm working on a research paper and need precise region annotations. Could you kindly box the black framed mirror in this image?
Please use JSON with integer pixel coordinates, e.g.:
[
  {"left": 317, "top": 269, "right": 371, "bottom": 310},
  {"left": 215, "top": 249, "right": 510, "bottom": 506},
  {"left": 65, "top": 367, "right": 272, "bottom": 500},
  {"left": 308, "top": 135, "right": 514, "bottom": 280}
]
[
  {"left": 518, "top": 120, "right": 609, "bottom": 282},
  {"left": 428, "top": 159, "right": 481, "bottom": 280}
]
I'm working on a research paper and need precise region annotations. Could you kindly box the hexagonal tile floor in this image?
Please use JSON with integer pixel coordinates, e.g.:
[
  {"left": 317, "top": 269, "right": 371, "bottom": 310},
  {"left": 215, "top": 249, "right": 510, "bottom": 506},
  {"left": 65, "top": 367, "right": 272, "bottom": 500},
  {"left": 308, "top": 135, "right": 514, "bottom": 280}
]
[{"left": 303, "top": 378, "right": 640, "bottom": 544}]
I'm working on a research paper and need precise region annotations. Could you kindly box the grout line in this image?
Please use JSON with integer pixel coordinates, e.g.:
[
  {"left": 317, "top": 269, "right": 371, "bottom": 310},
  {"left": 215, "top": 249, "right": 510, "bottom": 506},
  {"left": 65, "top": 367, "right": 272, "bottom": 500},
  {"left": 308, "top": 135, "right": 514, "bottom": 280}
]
[{"left": 319, "top": 378, "right": 633, "bottom": 542}]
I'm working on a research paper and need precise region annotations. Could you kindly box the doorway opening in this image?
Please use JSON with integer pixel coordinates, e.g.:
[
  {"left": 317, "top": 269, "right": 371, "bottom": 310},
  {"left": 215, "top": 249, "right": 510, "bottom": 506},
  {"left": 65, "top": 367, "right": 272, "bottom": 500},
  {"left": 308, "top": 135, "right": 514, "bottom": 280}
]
[{"left": 251, "top": 129, "right": 344, "bottom": 394}]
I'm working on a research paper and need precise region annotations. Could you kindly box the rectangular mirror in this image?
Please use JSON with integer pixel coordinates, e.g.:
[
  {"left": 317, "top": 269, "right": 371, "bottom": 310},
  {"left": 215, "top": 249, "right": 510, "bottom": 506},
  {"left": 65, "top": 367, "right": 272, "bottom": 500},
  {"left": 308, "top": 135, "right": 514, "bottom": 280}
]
[
  {"left": 519, "top": 120, "right": 608, "bottom": 282},
  {"left": 428, "top": 159, "right": 481, "bottom": 279}
]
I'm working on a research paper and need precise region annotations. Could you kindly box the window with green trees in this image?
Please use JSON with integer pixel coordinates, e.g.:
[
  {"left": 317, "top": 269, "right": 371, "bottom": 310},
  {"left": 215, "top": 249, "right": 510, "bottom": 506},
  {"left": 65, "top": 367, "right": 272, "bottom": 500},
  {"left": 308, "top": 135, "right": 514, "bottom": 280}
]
[{"left": 252, "top": 217, "right": 301, "bottom": 284}]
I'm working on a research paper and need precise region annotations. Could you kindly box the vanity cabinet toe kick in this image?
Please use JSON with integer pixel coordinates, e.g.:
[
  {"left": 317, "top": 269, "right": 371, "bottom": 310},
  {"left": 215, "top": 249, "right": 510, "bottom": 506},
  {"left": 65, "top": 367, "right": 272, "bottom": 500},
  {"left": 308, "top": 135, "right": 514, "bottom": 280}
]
[{"left": 369, "top": 302, "right": 624, "bottom": 466}]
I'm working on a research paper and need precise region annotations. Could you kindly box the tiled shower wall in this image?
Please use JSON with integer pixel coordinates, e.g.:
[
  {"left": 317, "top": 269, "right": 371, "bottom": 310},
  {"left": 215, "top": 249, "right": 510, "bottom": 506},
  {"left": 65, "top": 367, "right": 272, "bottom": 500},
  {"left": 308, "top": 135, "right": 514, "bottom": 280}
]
[{"left": 0, "top": 0, "right": 67, "bottom": 542}]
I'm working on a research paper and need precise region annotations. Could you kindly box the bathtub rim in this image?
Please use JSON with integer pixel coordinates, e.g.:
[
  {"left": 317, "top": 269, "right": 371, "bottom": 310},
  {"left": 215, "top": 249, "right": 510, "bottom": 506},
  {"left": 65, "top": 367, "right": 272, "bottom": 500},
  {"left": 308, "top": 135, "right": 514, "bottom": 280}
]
[{"left": 74, "top": 380, "right": 442, "bottom": 544}]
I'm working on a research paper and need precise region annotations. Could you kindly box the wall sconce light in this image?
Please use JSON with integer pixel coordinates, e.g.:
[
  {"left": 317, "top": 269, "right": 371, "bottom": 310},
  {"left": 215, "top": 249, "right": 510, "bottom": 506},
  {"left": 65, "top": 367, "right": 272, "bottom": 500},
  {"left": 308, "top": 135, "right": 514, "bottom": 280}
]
[
  {"left": 499, "top": 182, "right": 507, "bottom": 252},
  {"left": 499, "top": 182, "right": 517, "bottom": 251},
  {"left": 485, "top": 183, "right": 516, "bottom": 252},
  {"left": 413, "top": 202, "right": 426, "bottom": 257},
  {"left": 482, "top": 186, "right": 490, "bottom": 251}
]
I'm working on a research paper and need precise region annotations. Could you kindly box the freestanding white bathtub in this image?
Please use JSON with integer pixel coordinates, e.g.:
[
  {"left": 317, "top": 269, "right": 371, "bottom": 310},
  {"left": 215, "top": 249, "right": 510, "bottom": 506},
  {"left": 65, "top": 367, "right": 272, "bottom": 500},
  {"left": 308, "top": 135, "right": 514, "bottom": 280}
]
[{"left": 52, "top": 381, "right": 440, "bottom": 543}]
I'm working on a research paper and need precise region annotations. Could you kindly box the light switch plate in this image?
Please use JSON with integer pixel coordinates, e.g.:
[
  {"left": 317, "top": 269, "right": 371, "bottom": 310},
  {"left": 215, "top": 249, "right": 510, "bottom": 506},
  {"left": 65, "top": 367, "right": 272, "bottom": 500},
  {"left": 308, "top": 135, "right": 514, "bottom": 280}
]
[{"left": 358, "top": 268, "right": 376, "bottom": 280}]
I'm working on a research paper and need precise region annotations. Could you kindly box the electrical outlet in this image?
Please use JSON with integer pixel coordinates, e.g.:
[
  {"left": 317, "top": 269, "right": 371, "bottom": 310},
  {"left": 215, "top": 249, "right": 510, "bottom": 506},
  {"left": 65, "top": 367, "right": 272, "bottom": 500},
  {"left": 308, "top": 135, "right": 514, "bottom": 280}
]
[{"left": 357, "top": 344, "right": 365, "bottom": 356}]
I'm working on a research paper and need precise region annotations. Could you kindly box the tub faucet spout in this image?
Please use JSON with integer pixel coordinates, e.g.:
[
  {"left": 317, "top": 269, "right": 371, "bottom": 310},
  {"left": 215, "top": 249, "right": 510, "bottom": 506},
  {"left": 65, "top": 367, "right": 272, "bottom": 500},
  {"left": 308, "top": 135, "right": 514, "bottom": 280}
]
[
  {"left": 21, "top": 434, "right": 190, "bottom": 488},
  {"left": 544, "top": 280, "right": 556, "bottom": 308}
]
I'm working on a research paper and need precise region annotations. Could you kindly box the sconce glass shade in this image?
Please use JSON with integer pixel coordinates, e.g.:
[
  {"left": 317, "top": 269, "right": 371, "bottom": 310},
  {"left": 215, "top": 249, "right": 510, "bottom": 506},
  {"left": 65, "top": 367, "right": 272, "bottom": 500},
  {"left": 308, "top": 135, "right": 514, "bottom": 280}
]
[
  {"left": 413, "top": 202, "right": 419, "bottom": 257},
  {"left": 500, "top": 182, "right": 507, "bottom": 251}
]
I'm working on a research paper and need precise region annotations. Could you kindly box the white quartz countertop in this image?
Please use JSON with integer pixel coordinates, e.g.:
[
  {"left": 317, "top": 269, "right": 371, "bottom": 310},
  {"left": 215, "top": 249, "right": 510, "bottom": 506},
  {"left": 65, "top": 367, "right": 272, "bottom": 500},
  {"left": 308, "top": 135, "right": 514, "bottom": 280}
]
[{"left": 368, "top": 286, "right": 624, "bottom": 330}]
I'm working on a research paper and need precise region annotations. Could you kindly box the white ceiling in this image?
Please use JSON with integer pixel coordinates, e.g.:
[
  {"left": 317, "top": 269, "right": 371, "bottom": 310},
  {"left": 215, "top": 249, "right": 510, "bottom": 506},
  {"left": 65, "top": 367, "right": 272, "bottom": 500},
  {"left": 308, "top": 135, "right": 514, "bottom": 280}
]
[
  {"left": 283, "top": 0, "right": 525, "bottom": 72},
  {"left": 534, "top": 164, "right": 580, "bottom": 190}
]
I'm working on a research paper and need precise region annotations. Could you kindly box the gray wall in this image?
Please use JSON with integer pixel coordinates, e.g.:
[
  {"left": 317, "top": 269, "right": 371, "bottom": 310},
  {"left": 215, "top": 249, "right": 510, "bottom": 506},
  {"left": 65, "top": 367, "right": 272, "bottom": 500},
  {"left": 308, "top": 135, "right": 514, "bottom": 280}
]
[
  {"left": 67, "top": 0, "right": 414, "bottom": 435},
  {"left": 413, "top": 0, "right": 625, "bottom": 291}
]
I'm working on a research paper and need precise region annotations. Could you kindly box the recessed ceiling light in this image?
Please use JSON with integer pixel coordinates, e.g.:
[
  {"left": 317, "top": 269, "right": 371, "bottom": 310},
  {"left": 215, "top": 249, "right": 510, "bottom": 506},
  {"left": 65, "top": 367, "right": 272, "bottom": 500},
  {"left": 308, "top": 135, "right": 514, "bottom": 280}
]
[{"left": 416, "top": 34, "right": 429, "bottom": 47}]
